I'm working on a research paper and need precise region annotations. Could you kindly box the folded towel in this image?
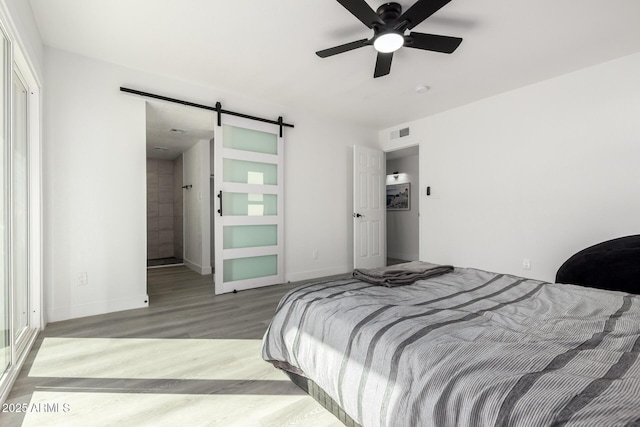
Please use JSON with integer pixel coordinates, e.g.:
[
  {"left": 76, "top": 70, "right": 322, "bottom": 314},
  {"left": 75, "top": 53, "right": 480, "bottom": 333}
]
[{"left": 353, "top": 261, "right": 453, "bottom": 287}]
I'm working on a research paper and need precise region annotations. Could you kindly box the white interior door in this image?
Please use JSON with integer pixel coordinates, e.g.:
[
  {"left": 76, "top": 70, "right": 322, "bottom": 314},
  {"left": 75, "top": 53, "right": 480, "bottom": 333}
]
[
  {"left": 213, "top": 115, "right": 284, "bottom": 294},
  {"left": 353, "top": 145, "right": 385, "bottom": 269}
]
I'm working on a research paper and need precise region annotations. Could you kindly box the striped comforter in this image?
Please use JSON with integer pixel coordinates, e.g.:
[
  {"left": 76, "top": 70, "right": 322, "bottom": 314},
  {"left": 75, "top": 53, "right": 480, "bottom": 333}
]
[{"left": 261, "top": 268, "right": 640, "bottom": 427}]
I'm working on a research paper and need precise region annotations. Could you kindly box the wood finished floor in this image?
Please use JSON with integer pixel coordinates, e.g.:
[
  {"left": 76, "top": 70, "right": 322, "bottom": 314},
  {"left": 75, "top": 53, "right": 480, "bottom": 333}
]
[{"left": 0, "top": 266, "right": 350, "bottom": 426}]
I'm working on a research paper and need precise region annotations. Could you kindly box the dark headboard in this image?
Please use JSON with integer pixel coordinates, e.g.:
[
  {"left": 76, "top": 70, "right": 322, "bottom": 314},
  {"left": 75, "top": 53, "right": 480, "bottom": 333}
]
[{"left": 555, "top": 235, "right": 640, "bottom": 294}]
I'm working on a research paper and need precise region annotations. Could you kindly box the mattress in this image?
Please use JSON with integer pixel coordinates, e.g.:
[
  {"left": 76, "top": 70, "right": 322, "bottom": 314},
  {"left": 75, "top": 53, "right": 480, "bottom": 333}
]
[{"left": 261, "top": 268, "right": 640, "bottom": 426}]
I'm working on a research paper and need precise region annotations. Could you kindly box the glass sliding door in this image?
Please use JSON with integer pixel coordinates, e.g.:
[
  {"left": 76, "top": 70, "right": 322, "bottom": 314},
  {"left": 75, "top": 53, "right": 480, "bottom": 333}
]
[
  {"left": 0, "top": 17, "right": 40, "bottom": 401},
  {"left": 213, "top": 116, "right": 284, "bottom": 294},
  {"left": 0, "top": 30, "right": 8, "bottom": 378},
  {"left": 11, "top": 68, "right": 28, "bottom": 348}
]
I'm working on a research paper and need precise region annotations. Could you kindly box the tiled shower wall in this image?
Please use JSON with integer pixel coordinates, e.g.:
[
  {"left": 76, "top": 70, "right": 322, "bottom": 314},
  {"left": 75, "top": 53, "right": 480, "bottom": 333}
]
[{"left": 147, "top": 159, "right": 175, "bottom": 260}]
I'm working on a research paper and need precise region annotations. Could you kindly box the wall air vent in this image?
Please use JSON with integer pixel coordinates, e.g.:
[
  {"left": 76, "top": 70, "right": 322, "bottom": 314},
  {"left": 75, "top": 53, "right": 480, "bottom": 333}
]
[{"left": 390, "top": 127, "right": 410, "bottom": 140}]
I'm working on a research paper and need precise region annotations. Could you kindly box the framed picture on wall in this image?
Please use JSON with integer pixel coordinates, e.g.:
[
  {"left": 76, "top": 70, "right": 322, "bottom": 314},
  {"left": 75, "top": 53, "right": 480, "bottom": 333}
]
[{"left": 386, "top": 183, "right": 411, "bottom": 210}]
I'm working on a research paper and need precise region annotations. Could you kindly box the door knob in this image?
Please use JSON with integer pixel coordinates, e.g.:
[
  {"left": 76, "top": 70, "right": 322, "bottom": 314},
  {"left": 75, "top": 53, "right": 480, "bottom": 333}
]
[{"left": 353, "top": 213, "right": 365, "bottom": 218}]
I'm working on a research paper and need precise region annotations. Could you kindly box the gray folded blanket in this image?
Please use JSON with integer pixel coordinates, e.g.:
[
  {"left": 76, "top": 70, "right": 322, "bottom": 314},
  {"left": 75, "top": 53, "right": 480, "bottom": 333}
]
[{"left": 353, "top": 261, "right": 453, "bottom": 287}]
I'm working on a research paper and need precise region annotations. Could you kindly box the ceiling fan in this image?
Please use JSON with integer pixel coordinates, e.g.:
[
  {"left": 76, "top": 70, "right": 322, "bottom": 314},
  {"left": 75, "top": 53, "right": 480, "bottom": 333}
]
[{"left": 316, "top": 0, "right": 462, "bottom": 78}]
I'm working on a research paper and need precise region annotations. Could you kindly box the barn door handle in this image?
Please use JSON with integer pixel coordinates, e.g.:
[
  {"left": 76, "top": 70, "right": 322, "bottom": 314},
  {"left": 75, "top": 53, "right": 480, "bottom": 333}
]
[{"left": 217, "top": 191, "right": 223, "bottom": 216}]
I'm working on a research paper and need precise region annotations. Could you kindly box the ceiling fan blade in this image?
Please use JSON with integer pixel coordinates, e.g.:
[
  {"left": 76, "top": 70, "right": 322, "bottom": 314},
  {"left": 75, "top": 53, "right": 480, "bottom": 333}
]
[
  {"left": 316, "top": 39, "right": 369, "bottom": 58},
  {"left": 374, "top": 52, "right": 393, "bottom": 78},
  {"left": 336, "top": 0, "right": 385, "bottom": 29},
  {"left": 398, "top": 0, "right": 452, "bottom": 30},
  {"left": 405, "top": 32, "right": 462, "bottom": 53}
]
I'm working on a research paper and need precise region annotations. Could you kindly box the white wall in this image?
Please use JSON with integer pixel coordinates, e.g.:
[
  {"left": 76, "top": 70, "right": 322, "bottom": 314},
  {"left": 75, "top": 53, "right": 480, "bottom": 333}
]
[
  {"left": 44, "top": 47, "right": 376, "bottom": 321},
  {"left": 386, "top": 155, "right": 419, "bottom": 261},
  {"left": 182, "top": 139, "right": 211, "bottom": 275},
  {"left": 44, "top": 49, "right": 149, "bottom": 321},
  {"left": 380, "top": 52, "right": 640, "bottom": 282},
  {"left": 283, "top": 118, "right": 374, "bottom": 282}
]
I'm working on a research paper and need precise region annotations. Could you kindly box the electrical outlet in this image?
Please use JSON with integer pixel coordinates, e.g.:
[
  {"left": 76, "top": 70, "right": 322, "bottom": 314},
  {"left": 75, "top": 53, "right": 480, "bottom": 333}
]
[
  {"left": 78, "top": 272, "right": 88, "bottom": 286},
  {"left": 522, "top": 259, "right": 531, "bottom": 270},
  {"left": 312, "top": 250, "right": 319, "bottom": 260}
]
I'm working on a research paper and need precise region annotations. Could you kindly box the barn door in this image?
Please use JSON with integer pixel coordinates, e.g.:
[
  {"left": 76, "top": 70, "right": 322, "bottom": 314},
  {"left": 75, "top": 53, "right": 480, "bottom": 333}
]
[{"left": 213, "top": 116, "right": 284, "bottom": 294}]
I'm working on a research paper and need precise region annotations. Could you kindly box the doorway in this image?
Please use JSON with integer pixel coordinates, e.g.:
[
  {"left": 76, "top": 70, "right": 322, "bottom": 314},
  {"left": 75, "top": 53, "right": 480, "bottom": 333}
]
[
  {"left": 138, "top": 89, "right": 291, "bottom": 295},
  {"left": 145, "top": 101, "right": 214, "bottom": 272},
  {"left": 385, "top": 146, "right": 419, "bottom": 266}
]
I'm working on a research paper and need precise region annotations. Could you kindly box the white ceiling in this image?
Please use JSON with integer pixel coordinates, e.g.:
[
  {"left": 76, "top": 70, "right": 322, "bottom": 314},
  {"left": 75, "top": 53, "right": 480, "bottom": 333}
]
[
  {"left": 145, "top": 101, "right": 214, "bottom": 160},
  {"left": 30, "top": 0, "right": 640, "bottom": 131}
]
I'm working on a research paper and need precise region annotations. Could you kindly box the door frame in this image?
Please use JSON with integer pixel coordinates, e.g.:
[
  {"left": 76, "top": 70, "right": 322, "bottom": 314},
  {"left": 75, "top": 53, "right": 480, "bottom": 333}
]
[
  {"left": 0, "top": 9, "right": 43, "bottom": 404},
  {"left": 352, "top": 143, "right": 421, "bottom": 269}
]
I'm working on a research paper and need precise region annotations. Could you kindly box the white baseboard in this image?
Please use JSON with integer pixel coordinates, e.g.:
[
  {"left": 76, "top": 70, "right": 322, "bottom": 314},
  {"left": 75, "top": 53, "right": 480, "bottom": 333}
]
[
  {"left": 47, "top": 294, "right": 149, "bottom": 323},
  {"left": 184, "top": 259, "right": 212, "bottom": 275}
]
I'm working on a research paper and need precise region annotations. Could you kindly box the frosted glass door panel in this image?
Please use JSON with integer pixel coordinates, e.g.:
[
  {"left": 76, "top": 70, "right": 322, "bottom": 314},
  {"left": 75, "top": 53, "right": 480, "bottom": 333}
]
[
  {"left": 223, "top": 255, "right": 277, "bottom": 282},
  {"left": 222, "top": 192, "right": 277, "bottom": 216},
  {"left": 223, "top": 225, "right": 277, "bottom": 249},
  {"left": 223, "top": 125, "right": 277, "bottom": 155},
  {"left": 222, "top": 159, "right": 277, "bottom": 185},
  {"left": 12, "top": 70, "right": 28, "bottom": 341}
]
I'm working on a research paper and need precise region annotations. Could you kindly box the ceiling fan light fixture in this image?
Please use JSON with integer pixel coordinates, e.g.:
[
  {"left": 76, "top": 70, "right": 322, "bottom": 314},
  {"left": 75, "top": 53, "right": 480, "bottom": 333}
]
[
  {"left": 315, "top": 0, "right": 462, "bottom": 78},
  {"left": 373, "top": 32, "right": 404, "bottom": 53}
]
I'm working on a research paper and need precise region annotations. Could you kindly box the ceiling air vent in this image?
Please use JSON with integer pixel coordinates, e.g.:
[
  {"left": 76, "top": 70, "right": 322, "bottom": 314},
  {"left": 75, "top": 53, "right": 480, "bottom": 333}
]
[{"left": 390, "top": 127, "right": 410, "bottom": 140}]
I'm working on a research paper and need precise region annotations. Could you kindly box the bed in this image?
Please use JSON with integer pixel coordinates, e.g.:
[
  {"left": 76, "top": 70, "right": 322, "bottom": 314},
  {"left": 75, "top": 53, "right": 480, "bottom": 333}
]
[{"left": 261, "top": 238, "right": 640, "bottom": 426}]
